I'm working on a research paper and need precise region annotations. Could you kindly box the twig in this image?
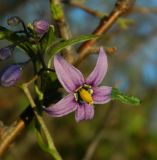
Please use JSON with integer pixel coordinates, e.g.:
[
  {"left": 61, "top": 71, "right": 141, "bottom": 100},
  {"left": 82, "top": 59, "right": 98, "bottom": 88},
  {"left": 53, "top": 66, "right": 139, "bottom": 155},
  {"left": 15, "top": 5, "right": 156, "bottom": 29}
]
[
  {"left": 62, "top": 0, "right": 104, "bottom": 18},
  {"left": 0, "top": 120, "right": 25, "bottom": 157},
  {"left": 0, "top": 76, "right": 62, "bottom": 159},
  {"left": 22, "top": 82, "right": 62, "bottom": 160},
  {"left": 49, "top": 0, "right": 73, "bottom": 62},
  {"left": 83, "top": 46, "right": 117, "bottom": 57},
  {"left": 0, "top": 76, "right": 38, "bottom": 157},
  {"left": 75, "top": 0, "right": 135, "bottom": 66},
  {"left": 133, "top": 6, "right": 157, "bottom": 14}
]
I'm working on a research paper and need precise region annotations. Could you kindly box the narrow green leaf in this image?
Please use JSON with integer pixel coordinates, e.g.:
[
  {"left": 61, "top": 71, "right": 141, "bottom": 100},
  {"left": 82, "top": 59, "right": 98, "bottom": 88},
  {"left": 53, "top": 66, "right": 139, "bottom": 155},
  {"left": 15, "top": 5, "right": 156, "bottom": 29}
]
[
  {"left": 34, "top": 128, "right": 58, "bottom": 159},
  {"left": 0, "top": 30, "right": 6, "bottom": 39},
  {"left": 47, "top": 34, "right": 98, "bottom": 67},
  {"left": 42, "top": 25, "right": 56, "bottom": 51},
  {"left": 111, "top": 88, "right": 141, "bottom": 105},
  {"left": 0, "top": 26, "right": 20, "bottom": 41},
  {"left": 0, "top": 26, "right": 35, "bottom": 57},
  {"left": 34, "top": 128, "right": 49, "bottom": 152}
]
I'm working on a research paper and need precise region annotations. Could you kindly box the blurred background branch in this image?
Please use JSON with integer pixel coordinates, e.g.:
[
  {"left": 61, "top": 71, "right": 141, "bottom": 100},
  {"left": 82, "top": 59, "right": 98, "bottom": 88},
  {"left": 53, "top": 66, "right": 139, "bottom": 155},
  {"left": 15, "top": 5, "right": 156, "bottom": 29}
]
[
  {"left": 133, "top": 6, "right": 157, "bottom": 14},
  {"left": 83, "top": 102, "right": 116, "bottom": 160},
  {"left": 0, "top": 0, "right": 29, "bottom": 16},
  {"left": 75, "top": 0, "right": 135, "bottom": 66},
  {"left": 49, "top": 0, "right": 74, "bottom": 62}
]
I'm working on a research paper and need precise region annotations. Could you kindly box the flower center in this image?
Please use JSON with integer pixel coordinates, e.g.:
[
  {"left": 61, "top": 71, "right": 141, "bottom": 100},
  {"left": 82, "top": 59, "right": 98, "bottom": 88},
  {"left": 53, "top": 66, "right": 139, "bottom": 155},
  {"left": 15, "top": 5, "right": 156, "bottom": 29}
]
[{"left": 74, "top": 85, "right": 93, "bottom": 105}]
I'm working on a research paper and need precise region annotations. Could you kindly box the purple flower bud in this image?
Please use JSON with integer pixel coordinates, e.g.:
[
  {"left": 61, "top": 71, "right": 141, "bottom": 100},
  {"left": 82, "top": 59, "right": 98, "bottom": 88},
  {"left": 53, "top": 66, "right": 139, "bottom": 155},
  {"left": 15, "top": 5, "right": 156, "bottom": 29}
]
[
  {"left": 0, "top": 48, "right": 12, "bottom": 60},
  {"left": 7, "top": 16, "right": 21, "bottom": 26},
  {"left": 33, "top": 20, "right": 49, "bottom": 35},
  {"left": 0, "top": 64, "right": 22, "bottom": 87}
]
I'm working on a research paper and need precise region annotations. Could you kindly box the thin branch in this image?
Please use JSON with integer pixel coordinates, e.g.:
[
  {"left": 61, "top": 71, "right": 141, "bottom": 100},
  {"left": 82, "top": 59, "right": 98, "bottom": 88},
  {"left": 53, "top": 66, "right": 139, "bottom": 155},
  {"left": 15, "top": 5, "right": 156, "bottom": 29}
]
[
  {"left": 0, "top": 75, "right": 62, "bottom": 159},
  {"left": 0, "top": 119, "right": 25, "bottom": 157},
  {"left": 0, "top": 76, "right": 38, "bottom": 157},
  {"left": 62, "top": 0, "right": 104, "bottom": 18},
  {"left": 83, "top": 46, "right": 117, "bottom": 57},
  {"left": 133, "top": 6, "right": 157, "bottom": 14},
  {"left": 49, "top": 0, "right": 74, "bottom": 62},
  {"left": 75, "top": 0, "right": 135, "bottom": 66},
  {"left": 22, "top": 83, "right": 62, "bottom": 160}
]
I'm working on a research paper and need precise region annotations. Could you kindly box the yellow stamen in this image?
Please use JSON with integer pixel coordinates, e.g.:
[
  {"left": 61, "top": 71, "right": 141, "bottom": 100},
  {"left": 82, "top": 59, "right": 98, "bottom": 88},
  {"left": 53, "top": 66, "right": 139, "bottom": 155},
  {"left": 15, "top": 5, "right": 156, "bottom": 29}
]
[{"left": 78, "top": 88, "right": 93, "bottom": 104}]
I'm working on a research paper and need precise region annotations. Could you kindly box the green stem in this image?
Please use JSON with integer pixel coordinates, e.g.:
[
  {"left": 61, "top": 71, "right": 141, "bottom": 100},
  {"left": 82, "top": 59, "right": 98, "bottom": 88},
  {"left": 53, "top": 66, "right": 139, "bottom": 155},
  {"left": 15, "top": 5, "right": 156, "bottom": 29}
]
[{"left": 22, "top": 84, "right": 62, "bottom": 160}]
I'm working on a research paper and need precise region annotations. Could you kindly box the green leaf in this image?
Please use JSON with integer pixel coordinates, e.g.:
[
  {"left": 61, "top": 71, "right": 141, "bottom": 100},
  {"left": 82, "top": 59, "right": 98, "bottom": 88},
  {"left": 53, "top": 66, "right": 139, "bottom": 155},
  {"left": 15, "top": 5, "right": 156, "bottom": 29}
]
[
  {"left": 47, "top": 34, "right": 98, "bottom": 67},
  {"left": 0, "top": 26, "right": 21, "bottom": 41},
  {"left": 42, "top": 25, "right": 56, "bottom": 51},
  {"left": 34, "top": 127, "right": 57, "bottom": 159},
  {"left": 0, "top": 26, "right": 33, "bottom": 54},
  {"left": 34, "top": 128, "right": 49, "bottom": 152},
  {"left": 111, "top": 88, "right": 141, "bottom": 105},
  {"left": 0, "top": 30, "right": 6, "bottom": 39}
]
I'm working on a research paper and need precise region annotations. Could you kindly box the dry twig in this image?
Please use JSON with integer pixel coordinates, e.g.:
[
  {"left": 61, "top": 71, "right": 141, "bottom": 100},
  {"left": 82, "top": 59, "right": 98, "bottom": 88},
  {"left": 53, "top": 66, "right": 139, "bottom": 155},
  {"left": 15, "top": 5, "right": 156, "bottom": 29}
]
[{"left": 74, "top": 0, "right": 135, "bottom": 66}]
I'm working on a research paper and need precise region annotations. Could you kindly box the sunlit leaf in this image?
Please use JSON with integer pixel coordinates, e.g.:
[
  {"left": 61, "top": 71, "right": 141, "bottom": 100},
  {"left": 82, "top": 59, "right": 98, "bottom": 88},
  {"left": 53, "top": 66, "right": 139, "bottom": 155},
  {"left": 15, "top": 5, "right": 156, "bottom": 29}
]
[
  {"left": 111, "top": 88, "right": 141, "bottom": 105},
  {"left": 47, "top": 34, "right": 98, "bottom": 67},
  {"left": 34, "top": 127, "right": 57, "bottom": 159}
]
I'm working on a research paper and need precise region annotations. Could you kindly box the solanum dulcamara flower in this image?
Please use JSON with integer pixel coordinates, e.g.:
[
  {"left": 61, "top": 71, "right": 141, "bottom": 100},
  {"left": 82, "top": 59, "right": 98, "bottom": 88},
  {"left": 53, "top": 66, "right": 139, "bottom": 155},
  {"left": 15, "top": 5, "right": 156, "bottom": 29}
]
[{"left": 45, "top": 47, "right": 112, "bottom": 122}]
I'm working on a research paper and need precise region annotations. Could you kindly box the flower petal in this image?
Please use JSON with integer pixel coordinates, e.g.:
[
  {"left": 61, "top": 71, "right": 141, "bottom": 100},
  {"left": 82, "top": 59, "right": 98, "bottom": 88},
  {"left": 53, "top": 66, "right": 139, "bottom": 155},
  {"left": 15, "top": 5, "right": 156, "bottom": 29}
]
[
  {"left": 54, "top": 55, "right": 85, "bottom": 93},
  {"left": 92, "top": 86, "right": 112, "bottom": 104},
  {"left": 86, "top": 47, "right": 108, "bottom": 86},
  {"left": 75, "top": 103, "right": 94, "bottom": 122},
  {"left": 45, "top": 94, "right": 77, "bottom": 117}
]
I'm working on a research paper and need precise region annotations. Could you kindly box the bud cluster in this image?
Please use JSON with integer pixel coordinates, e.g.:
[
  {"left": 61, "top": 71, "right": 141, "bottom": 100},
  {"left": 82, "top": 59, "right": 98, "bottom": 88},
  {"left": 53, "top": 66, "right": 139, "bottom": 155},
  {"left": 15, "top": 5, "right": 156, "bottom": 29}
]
[{"left": 0, "top": 17, "right": 50, "bottom": 87}]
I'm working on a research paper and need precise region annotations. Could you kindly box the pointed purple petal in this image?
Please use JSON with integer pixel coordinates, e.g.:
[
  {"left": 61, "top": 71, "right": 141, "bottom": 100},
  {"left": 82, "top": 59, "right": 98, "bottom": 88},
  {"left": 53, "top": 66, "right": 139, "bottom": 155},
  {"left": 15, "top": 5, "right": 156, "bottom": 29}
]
[
  {"left": 86, "top": 47, "right": 108, "bottom": 86},
  {"left": 54, "top": 55, "right": 85, "bottom": 93},
  {"left": 84, "top": 104, "right": 94, "bottom": 120},
  {"left": 92, "top": 86, "right": 112, "bottom": 104},
  {"left": 45, "top": 94, "right": 77, "bottom": 117},
  {"left": 75, "top": 104, "right": 94, "bottom": 122}
]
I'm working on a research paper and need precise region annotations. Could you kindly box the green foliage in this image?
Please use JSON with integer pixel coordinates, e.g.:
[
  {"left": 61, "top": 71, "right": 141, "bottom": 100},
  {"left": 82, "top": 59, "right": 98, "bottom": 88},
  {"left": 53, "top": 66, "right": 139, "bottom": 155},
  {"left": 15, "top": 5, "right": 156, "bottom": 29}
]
[
  {"left": 118, "top": 18, "right": 135, "bottom": 30},
  {"left": 34, "top": 127, "right": 58, "bottom": 159},
  {"left": 42, "top": 25, "right": 56, "bottom": 51},
  {"left": 0, "top": 26, "right": 35, "bottom": 56},
  {"left": 47, "top": 34, "right": 98, "bottom": 67},
  {"left": 0, "top": 26, "right": 23, "bottom": 41},
  {"left": 111, "top": 88, "right": 141, "bottom": 105}
]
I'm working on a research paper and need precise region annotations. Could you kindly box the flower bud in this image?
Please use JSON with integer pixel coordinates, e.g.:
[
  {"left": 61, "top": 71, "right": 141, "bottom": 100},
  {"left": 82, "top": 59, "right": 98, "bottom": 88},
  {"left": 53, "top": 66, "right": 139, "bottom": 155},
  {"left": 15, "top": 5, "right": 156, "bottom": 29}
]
[
  {"left": 0, "top": 64, "right": 22, "bottom": 87},
  {"left": 33, "top": 20, "right": 49, "bottom": 35},
  {"left": 7, "top": 16, "right": 21, "bottom": 26},
  {"left": 0, "top": 47, "right": 12, "bottom": 60}
]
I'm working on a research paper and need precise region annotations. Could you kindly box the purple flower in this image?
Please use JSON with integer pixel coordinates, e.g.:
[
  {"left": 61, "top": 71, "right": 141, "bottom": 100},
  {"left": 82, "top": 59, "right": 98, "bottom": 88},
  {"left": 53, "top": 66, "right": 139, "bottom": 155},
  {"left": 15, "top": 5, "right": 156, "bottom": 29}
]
[
  {"left": 0, "top": 64, "right": 22, "bottom": 87},
  {"left": 0, "top": 47, "right": 12, "bottom": 60},
  {"left": 45, "top": 47, "right": 112, "bottom": 122},
  {"left": 33, "top": 19, "right": 49, "bottom": 36}
]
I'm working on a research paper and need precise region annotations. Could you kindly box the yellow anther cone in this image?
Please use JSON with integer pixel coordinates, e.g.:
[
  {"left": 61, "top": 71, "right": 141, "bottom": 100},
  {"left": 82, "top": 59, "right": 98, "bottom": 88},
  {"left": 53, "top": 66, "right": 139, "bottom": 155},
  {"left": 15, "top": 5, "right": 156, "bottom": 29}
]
[{"left": 79, "top": 88, "right": 93, "bottom": 104}]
